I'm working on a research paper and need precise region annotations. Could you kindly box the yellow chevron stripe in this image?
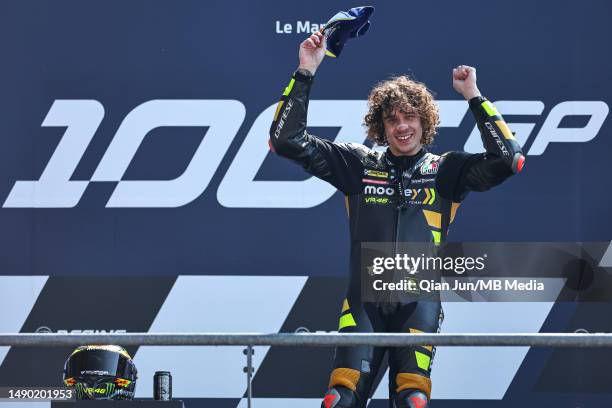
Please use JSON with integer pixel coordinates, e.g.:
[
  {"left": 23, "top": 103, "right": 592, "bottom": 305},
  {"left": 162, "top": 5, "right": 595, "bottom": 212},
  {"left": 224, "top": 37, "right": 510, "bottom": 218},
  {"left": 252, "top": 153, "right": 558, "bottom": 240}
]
[
  {"left": 450, "top": 202, "right": 461, "bottom": 224},
  {"left": 481, "top": 100, "right": 500, "bottom": 117},
  {"left": 409, "top": 328, "right": 433, "bottom": 352},
  {"left": 429, "top": 188, "right": 436, "bottom": 205},
  {"left": 339, "top": 313, "right": 357, "bottom": 330},
  {"left": 422, "top": 210, "right": 441, "bottom": 229},
  {"left": 495, "top": 120, "right": 515, "bottom": 140},
  {"left": 342, "top": 299, "right": 350, "bottom": 313},
  {"left": 415, "top": 351, "right": 431, "bottom": 370},
  {"left": 432, "top": 231, "right": 441, "bottom": 244},
  {"left": 424, "top": 188, "right": 431, "bottom": 204},
  {"left": 273, "top": 101, "right": 284, "bottom": 121},
  {"left": 283, "top": 78, "right": 295, "bottom": 96}
]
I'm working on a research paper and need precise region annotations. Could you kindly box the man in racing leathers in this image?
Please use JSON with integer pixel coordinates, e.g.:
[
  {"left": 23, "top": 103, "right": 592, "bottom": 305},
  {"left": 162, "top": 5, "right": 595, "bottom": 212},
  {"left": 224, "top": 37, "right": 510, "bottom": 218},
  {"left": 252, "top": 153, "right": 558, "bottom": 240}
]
[{"left": 269, "top": 30, "right": 524, "bottom": 408}]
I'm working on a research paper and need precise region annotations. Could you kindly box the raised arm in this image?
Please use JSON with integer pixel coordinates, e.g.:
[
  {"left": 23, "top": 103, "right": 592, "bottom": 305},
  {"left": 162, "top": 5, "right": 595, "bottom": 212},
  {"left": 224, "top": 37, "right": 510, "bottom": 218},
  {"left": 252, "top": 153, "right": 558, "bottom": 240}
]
[
  {"left": 269, "top": 31, "right": 363, "bottom": 194},
  {"left": 437, "top": 66, "right": 525, "bottom": 201}
]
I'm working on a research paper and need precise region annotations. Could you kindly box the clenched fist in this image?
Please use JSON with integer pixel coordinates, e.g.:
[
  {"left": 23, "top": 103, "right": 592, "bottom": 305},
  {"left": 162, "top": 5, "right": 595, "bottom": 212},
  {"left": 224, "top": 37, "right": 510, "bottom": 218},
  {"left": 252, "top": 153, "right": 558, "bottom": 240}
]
[{"left": 452, "top": 65, "right": 481, "bottom": 100}]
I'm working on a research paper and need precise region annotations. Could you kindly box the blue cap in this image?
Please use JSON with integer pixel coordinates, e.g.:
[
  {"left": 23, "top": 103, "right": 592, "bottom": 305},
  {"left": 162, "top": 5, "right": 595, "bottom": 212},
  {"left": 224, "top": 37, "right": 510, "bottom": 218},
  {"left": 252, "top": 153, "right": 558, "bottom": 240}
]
[{"left": 323, "top": 6, "right": 375, "bottom": 58}]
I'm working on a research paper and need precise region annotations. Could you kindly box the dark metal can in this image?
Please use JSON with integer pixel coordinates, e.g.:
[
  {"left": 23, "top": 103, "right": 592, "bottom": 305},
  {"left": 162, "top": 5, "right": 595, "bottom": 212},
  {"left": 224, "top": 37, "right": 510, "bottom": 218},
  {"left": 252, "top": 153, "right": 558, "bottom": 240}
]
[{"left": 153, "top": 371, "right": 172, "bottom": 400}]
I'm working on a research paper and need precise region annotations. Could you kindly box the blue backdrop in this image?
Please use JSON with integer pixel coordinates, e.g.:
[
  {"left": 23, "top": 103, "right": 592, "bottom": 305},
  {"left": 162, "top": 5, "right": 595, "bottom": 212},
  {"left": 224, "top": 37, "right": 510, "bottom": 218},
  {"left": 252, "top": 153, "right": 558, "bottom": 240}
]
[{"left": 0, "top": 1, "right": 610, "bottom": 406}]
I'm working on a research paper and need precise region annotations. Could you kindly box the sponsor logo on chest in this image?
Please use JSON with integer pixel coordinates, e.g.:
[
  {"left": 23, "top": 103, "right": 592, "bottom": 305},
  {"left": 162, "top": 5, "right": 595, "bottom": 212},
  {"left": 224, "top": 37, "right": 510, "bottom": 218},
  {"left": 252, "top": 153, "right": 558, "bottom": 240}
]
[
  {"left": 404, "top": 188, "right": 436, "bottom": 205},
  {"left": 362, "top": 178, "right": 389, "bottom": 185},
  {"left": 419, "top": 161, "right": 439, "bottom": 175},
  {"left": 364, "top": 196, "right": 390, "bottom": 205},
  {"left": 363, "top": 185, "right": 395, "bottom": 196},
  {"left": 363, "top": 169, "right": 389, "bottom": 179},
  {"left": 362, "top": 168, "right": 393, "bottom": 197}
]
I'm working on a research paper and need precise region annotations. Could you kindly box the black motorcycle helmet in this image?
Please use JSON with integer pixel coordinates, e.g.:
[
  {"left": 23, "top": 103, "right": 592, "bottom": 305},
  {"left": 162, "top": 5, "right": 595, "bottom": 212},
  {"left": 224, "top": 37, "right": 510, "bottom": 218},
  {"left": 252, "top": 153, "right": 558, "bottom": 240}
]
[{"left": 63, "top": 345, "right": 137, "bottom": 400}]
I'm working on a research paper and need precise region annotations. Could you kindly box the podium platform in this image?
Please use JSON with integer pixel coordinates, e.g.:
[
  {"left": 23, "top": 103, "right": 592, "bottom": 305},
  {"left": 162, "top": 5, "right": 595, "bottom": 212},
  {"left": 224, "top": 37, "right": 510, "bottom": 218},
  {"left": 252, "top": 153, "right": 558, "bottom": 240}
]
[{"left": 52, "top": 401, "right": 185, "bottom": 408}]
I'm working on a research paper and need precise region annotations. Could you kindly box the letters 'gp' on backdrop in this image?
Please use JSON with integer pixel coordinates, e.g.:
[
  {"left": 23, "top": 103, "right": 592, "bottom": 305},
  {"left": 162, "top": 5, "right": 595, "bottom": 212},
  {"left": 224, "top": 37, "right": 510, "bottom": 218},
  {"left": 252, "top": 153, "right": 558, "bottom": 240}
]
[{"left": 0, "top": 1, "right": 611, "bottom": 406}]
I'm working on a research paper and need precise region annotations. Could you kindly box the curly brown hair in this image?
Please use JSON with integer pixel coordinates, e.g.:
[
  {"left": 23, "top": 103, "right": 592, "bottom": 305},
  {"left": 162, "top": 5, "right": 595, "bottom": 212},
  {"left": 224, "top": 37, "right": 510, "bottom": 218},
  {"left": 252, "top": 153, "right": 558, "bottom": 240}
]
[{"left": 363, "top": 76, "right": 440, "bottom": 146}]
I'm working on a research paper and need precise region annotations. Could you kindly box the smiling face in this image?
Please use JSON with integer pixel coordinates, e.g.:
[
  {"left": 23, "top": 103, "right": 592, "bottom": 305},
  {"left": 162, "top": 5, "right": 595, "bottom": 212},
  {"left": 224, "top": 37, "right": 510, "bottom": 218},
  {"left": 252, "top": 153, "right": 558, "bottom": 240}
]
[
  {"left": 364, "top": 76, "right": 439, "bottom": 152},
  {"left": 383, "top": 108, "right": 424, "bottom": 156}
]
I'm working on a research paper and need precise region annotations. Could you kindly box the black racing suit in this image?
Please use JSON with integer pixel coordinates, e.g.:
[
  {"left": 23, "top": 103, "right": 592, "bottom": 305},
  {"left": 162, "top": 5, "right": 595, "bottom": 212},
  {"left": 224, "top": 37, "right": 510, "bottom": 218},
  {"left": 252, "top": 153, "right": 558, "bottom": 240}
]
[{"left": 269, "top": 69, "right": 524, "bottom": 408}]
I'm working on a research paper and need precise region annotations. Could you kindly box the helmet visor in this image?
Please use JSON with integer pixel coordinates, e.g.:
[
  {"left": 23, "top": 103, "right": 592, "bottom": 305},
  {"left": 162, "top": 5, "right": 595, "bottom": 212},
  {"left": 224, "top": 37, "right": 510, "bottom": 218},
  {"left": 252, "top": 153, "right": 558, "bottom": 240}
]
[{"left": 65, "top": 348, "right": 136, "bottom": 379}]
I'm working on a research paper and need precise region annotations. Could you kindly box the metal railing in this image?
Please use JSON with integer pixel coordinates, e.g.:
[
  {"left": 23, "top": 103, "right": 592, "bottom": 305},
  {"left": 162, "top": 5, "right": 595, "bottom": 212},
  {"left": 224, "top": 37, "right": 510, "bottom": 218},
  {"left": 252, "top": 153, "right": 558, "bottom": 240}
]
[
  {"left": 1, "top": 332, "right": 611, "bottom": 348},
  {"left": 3, "top": 332, "right": 610, "bottom": 407}
]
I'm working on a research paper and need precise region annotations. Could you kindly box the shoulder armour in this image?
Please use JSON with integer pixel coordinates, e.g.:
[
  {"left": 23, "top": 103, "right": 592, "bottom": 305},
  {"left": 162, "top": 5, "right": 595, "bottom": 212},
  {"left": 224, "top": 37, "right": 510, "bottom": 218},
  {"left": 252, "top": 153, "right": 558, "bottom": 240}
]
[
  {"left": 343, "top": 143, "right": 385, "bottom": 169},
  {"left": 424, "top": 152, "right": 441, "bottom": 162}
]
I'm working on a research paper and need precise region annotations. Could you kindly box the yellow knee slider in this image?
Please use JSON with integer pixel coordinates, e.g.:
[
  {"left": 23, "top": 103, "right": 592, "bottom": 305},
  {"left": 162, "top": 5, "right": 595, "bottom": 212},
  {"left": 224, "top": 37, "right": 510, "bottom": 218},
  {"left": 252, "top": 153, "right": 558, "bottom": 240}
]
[
  {"left": 396, "top": 373, "right": 432, "bottom": 401},
  {"left": 328, "top": 368, "right": 360, "bottom": 392}
]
